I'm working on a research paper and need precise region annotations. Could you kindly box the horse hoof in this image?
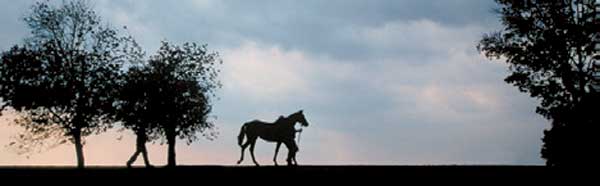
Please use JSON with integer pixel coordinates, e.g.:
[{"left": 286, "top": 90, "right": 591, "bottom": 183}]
[{"left": 237, "top": 160, "right": 242, "bottom": 164}]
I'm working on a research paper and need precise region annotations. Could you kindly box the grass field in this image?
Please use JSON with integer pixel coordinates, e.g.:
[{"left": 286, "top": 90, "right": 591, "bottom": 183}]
[{"left": 1, "top": 165, "right": 576, "bottom": 183}]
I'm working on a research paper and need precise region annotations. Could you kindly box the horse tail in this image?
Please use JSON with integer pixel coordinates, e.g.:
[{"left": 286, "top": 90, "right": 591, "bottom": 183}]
[{"left": 238, "top": 123, "right": 248, "bottom": 146}]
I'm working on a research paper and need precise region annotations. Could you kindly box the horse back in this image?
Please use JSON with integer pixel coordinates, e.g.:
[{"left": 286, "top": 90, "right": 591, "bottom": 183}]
[{"left": 245, "top": 120, "right": 290, "bottom": 141}]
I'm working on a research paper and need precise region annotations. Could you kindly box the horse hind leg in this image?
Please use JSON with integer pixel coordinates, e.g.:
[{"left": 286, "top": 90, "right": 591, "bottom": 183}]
[
  {"left": 249, "top": 138, "right": 260, "bottom": 166},
  {"left": 237, "top": 140, "right": 252, "bottom": 164}
]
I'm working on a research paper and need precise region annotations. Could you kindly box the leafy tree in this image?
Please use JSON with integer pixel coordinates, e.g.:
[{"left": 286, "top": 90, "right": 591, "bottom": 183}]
[
  {"left": 0, "top": 0, "right": 142, "bottom": 168},
  {"left": 125, "top": 41, "right": 221, "bottom": 167},
  {"left": 478, "top": 0, "right": 600, "bottom": 166}
]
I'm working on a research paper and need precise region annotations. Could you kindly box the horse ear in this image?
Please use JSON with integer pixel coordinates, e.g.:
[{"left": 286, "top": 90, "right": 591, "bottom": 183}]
[{"left": 299, "top": 110, "right": 303, "bottom": 113}]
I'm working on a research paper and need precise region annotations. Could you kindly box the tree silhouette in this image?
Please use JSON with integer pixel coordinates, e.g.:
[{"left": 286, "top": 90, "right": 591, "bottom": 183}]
[
  {"left": 478, "top": 0, "right": 600, "bottom": 166},
  {"left": 0, "top": 0, "right": 142, "bottom": 168},
  {"left": 138, "top": 41, "right": 221, "bottom": 167}
]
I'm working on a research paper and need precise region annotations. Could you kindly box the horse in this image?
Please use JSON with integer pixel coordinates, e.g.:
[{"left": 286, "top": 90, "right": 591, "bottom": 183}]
[{"left": 236, "top": 110, "right": 309, "bottom": 166}]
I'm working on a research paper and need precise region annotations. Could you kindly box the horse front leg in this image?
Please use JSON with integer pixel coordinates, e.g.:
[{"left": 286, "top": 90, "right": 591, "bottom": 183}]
[{"left": 273, "top": 142, "right": 282, "bottom": 166}]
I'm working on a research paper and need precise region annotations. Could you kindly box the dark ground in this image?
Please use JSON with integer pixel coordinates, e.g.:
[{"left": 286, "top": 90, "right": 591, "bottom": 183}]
[{"left": 0, "top": 165, "right": 591, "bottom": 184}]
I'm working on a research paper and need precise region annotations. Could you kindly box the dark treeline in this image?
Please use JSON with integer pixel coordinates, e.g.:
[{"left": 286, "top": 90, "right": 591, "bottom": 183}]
[
  {"left": 0, "top": 0, "right": 221, "bottom": 168},
  {"left": 479, "top": 0, "right": 600, "bottom": 166}
]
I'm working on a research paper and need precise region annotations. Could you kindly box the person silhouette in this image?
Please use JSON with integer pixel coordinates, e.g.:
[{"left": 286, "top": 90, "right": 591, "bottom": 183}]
[{"left": 126, "top": 127, "right": 152, "bottom": 168}]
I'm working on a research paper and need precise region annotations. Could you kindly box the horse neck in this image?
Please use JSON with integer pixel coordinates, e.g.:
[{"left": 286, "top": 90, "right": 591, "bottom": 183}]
[{"left": 281, "top": 117, "right": 297, "bottom": 128}]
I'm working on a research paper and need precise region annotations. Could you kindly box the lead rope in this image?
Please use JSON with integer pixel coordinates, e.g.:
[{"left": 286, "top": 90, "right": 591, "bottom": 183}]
[{"left": 297, "top": 129, "right": 302, "bottom": 146}]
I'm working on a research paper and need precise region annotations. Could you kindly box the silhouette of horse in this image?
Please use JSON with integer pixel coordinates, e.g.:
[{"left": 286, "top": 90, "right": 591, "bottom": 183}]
[{"left": 237, "top": 110, "right": 309, "bottom": 166}]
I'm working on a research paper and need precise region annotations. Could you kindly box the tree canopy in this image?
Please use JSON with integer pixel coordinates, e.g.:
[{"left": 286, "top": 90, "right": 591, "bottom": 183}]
[
  {"left": 478, "top": 0, "right": 600, "bottom": 166},
  {"left": 117, "top": 41, "right": 221, "bottom": 167},
  {"left": 0, "top": 0, "right": 142, "bottom": 168}
]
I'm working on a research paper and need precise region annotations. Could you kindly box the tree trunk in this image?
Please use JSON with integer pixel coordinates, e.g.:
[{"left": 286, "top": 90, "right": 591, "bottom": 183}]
[
  {"left": 167, "top": 128, "right": 176, "bottom": 167},
  {"left": 73, "top": 127, "right": 85, "bottom": 169}
]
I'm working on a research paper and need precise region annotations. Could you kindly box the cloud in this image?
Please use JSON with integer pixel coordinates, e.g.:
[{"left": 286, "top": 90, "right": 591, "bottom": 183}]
[
  {"left": 213, "top": 20, "right": 546, "bottom": 164},
  {"left": 66, "top": 0, "right": 501, "bottom": 61},
  {"left": 347, "top": 19, "right": 487, "bottom": 60},
  {"left": 221, "top": 41, "right": 311, "bottom": 101}
]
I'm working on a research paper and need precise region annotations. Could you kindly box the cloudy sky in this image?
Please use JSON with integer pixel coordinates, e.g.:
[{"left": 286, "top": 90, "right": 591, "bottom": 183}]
[{"left": 0, "top": 0, "right": 548, "bottom": 166}]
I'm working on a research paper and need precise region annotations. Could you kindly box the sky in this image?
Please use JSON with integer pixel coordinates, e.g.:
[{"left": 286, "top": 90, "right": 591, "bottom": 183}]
[{"left": 0, "top": 0, "right": 548, "bottom": 166}]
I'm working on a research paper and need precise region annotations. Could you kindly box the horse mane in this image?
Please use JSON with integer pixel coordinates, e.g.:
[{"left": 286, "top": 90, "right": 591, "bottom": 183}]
[
  {"left": 247, "top": 110, "right": 303, "bottom": 125},
  {"left": 287, "top": 110, "right": 303, "bottom": 119}
]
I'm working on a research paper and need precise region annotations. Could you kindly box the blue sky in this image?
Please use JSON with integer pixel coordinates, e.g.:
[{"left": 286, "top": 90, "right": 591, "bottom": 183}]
[{"left": 0, "top": 0, "right": 548, "bottom": 166}]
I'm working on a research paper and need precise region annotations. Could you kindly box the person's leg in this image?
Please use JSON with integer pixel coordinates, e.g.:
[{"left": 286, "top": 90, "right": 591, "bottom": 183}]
[
  {"left": 290, "top": 141, "right": 299, "bottom": 165},
  {"left": 141, "top": 144, "right": 152, "bottom": 167},
  {"left": 127, "top": 150, "right": 141, "bottom": 168},
  {"left": 284, "top": 141, "right": 294, "bottom": 166}
]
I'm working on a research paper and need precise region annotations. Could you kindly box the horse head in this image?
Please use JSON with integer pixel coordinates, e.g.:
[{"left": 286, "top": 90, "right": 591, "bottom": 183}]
[{"left": 290, "top": 110, "right": 309, "bottom": 127}]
